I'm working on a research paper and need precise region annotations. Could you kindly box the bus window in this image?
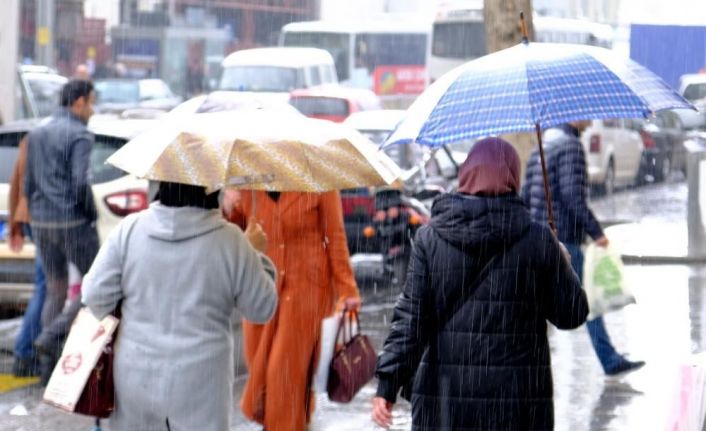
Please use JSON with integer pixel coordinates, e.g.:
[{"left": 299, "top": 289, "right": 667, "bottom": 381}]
[
  {"left": 432, "top": 22, "right": 486, "bottom": 59},
  {"left": 355, "top": 33, "right": 427, "bottom": 70},
  {"left": 282, "top": 32, "right": 350, "bottom": 81}
]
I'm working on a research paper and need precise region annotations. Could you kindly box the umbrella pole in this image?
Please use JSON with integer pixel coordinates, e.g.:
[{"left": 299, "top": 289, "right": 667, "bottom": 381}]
[{"left": 535, "top": 123, "right": 557, "bottom": 234}]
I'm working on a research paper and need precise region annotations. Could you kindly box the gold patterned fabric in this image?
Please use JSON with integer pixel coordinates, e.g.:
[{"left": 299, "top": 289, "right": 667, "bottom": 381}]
[{"left": 107, "top": 109, "right": 400, "bottom": 192}]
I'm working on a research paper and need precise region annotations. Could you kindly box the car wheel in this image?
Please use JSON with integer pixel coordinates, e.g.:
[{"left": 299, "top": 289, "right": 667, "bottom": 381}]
[
  {"left": 602, "top": 160, "right": 616, "bottom": 195},
  {"left": 654, "top": 155, "right": 671, "bottom": 183}
]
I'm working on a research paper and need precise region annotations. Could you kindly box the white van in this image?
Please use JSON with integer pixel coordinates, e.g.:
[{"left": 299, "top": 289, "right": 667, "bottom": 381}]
[{"left": 218, "top": 47, "right": 337, "bottom": 100}]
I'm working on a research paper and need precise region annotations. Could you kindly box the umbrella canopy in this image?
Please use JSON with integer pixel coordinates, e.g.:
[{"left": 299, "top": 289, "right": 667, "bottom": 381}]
[
  {"left": 107, "top": 108, "right": 401, "bottom": 193},
  {"left": 385, "top": 42, "right": 694, "bottom": 148}
]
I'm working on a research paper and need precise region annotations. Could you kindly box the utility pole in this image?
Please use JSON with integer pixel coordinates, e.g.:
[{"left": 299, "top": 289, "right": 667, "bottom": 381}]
[
  {"left": 35, "top": 0, "right": 56, "bottom": 66},
  {"left": 0, "top": 0, "right": 20, "bottom": 123},
  {"left": 483, "top": 0, "right": 535, "bottom": 175}
]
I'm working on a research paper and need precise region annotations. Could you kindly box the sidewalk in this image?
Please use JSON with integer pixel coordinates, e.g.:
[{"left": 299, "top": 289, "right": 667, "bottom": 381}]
[{"left": 591, "top": 180, "right": 697, "bottom": 263}]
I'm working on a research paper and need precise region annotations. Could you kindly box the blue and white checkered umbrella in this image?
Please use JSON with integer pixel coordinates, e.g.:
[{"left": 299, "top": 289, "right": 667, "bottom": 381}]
[{"left": 385, "top": 42, "right": 693, "bottom": 148}]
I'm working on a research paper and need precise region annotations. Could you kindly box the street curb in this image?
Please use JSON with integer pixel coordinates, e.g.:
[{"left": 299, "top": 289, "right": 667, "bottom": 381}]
[{"left": 621, "top": 254, "right": 706, "bottom": 265}]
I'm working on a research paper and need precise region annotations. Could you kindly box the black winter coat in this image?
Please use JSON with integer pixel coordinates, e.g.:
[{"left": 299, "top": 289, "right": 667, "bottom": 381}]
[
  {"left": 375, "top": 193, "right": 588, "bottom": 431},
  {"left": 521, "top": 124, "right": 603, "bottom": 245}
]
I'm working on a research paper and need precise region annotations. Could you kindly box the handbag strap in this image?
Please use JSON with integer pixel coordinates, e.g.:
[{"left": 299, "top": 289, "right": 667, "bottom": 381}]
[{"left": 335, "top": 308, "right": 361, "bottom": 345}]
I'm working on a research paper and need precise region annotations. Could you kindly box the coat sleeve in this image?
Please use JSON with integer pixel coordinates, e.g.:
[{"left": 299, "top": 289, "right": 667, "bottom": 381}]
[
  {"left": 556, "top": 141, "right": 604, "bottom": 241},
  {"left": 319, "top": 191, "right": 359, "bottom": 302},
  {"left": 232, "top": 228, "right": 278, "bottom": 324},
  {"left": 70, "top": 130, "right": 98, "bottom": 223},
  {"left": 538, "top": 228, "right": 589, "bottom": 329},
  {"left": 375, "top": 227, "right": 432, "bottom": 403},
  {"left": 81, "top": 217, "right": 134, "bottom": 320}
]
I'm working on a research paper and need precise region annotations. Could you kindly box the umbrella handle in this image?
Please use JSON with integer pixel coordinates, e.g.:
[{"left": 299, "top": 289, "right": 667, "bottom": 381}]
[
  {"left": 535, "top": 123, "right": 558, "bottom": 235},
  {"left": 520, "top": 12, "right": 530, "bottom": 44}
]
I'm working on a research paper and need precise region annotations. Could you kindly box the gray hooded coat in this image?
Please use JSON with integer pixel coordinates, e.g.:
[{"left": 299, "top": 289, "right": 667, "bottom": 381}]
[{"left": 82, "top": 202, "right": 277, "bottom": 431}]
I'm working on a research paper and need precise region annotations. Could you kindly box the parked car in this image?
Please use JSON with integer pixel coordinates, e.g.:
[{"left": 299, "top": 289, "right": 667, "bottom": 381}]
[
  {"left": 12, "top": 65, "right": 67, "bottom": 123},
  {"left": 218, "top": 47, "right": 338, "bottom": 104},
  {"left": 626, "top": 111, "right": 687, "bottom": 181},
  {"left": 0, "top": 119, "right": 153, "bottom": 304},
  {"left": 676, "top": 73, "right": 706, "bottom": 131},
  {"left": 288, "top": 85, "right": 381, "bottom": 123},
  {"left": 581, "top": 119, "right": 644, "bottom": 194},
  {"left": 94, "top": 78, "right": 182, "bottom": 115}
]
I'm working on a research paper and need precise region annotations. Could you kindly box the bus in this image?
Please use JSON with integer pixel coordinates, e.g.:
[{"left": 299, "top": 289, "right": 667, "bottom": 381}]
[
  {"left": 280, "top": 17, "right": 431, "bottom": 108},
  {"left": 430, "top": 0, "right": 614, "bottom": 82}
]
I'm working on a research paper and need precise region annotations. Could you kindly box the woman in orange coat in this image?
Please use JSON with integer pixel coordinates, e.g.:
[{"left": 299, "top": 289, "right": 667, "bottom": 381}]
[{"left": 223, "top": 189, "right": 361, "bottom": 431}]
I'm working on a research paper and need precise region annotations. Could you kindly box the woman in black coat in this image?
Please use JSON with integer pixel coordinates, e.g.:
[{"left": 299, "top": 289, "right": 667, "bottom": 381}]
[{"left": 372, "top": 137, "right": 589, "bottom": 430}]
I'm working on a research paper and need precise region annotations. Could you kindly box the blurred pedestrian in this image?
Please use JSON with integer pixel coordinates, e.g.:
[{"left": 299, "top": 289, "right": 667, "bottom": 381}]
[
  {"left": 223, "top": 190, "right": 361, "bottom": 431},
  {"left": 73, "top": 64, "right": 90, "bottom": 80},
  {"left": 522, "top": 121, "right": 645, "bottom": 375},
  {"left": 7, "top": 135, "right": 46, "bottom": 377},
  {"left": 82, "top": 182, "right": 278, "bottom": 430},
  {"left": 372, "top": 138, "right": 588, "bottom": 430},
  {"left": 24, "top": 80, "right": 100, "bottom": 383}
]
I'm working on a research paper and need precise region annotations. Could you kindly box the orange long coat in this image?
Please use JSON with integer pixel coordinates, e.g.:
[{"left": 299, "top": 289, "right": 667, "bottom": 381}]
[{"left": 227, "top": 191, "right": 359, "bottom": 431}]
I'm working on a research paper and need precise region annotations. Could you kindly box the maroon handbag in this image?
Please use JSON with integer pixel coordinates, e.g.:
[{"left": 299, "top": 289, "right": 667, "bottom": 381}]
[
  {"left": 72, "top": 332, "right": 116, "bottom": 418},
  {"left": 73, "top": 307, "right": 121, "bottom": 419},
  {"left": 327, "top": 311, "right": 377, "bottom": 403}
]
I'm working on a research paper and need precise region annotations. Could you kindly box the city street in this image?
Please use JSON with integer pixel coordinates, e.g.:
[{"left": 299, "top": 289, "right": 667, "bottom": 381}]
[{"left": 0, "top": 177, "right": 704, "bottom": 431}]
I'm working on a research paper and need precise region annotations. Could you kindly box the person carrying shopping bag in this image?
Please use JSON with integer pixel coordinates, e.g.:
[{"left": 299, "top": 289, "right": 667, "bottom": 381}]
[
  {"left": 81, "top": 182, "right": 278, "bottom": 430},
  {"left": 522, "top": 121, "right": 645, "bottom": 376},
  {"left": 223, "top": 189, "right": 361, "bottom": 431}
]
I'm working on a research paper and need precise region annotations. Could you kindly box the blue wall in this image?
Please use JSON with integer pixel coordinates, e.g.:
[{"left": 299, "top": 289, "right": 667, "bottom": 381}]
[{"left": 630, "top": 24, "right": 706, "bottom": 89}]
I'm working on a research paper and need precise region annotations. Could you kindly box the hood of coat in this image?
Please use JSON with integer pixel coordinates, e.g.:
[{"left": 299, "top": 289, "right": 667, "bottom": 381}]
[
  {"left": 429, "top": 193, "right": 531, "bottom": 250},
  {"left": 143, "top": 202, "right": 226, "bottom": 242}
]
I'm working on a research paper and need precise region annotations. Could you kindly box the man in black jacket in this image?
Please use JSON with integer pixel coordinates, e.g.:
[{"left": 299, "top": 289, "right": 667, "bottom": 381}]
[
  {"left": 25, "top": 80, "right": 100, "bottom": 381},
  {"left": 522, "top": 121, "right": 644, "bottom": 376}
]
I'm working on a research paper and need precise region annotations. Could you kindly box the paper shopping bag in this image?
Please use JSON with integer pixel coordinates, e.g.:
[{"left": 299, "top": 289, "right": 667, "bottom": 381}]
[
  {"left": 313, "top": 312, "right": 342, "bottom": 393},
  {"left": 43, "top": 308, "right": 119, "bottom": 413}
]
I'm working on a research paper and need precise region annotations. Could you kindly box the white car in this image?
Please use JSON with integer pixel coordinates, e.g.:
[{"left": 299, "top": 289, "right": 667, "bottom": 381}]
[
  {"left": 0, "top": 118, "right": 154, "bottom": 304},
  {"left": 581, "top": 119, "right": 644, "bottom": 194},
  {"left": 218, "top": 47, "right": 338, "bottom": 104}
]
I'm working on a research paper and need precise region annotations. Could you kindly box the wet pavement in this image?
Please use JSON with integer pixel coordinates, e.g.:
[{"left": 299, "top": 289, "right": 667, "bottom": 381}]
[{"left": 1, "top": 178, "right": 704, "bottom": 431}]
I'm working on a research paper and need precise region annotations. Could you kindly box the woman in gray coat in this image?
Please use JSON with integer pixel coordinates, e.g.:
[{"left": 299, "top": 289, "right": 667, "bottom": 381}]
[{"left": 82, "top": 182, "right": 278, "bottom": 431}]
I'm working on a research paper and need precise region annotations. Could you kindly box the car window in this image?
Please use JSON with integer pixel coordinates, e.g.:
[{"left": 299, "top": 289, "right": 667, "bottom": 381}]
[
  {"left": 603, "top": 119, "right": 621, "bottom": 128},
  {"left": 0, "top": 132, "right": 24, "bottom": 183},
  {"left": 683, "top": 83, "right": 706, "bottom": 102},
  {"left": 433, "top": 147, "right": 458, "bottom": 179},
  {"left": 95, "top": 81, "right": 140, "bottom": 105},
  {"left": 90, "top": 134, "right": 129, "bottom": 184},
  {"left": 139, "top": 80, "right": 172, "bottom": 100},
  {"left": 25, "top": 77, "right": 65, "bottom": 118},
  {"left": 219, "top": 66, "right": 304, "bottom": 92},
  {"left": 308, "top": 66, "right": 321, "bottom": 86},
  {"left": 289, "top": 96, "right": 349, "bottom": 118}
]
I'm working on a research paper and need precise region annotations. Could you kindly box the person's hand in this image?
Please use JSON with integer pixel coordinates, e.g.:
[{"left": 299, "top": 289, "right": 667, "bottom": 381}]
[
  {"left": 245, "top": 222, "right": 267, "bottom": 253},
  {"left": 372, "top": 396, "right": 394, "bottom": 428},
  {"left": 222, "top": 188, "right": 241, "bottom": 219},
  {"left": 9, "top": 233, "right": 24, "bottom": 253},
  {"left": 343, "top": 296, "right": 362, "bottom": 312},
  {"left": 595, "top": 236, "right": 610, "bottom": 248}
]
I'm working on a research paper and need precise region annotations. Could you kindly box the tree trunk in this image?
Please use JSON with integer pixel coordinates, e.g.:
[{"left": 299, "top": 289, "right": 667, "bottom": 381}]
[
  {"left": 484, "top": 0, "right": 534, "bottom": 52},
  {"left": 484, "top": 0, "right": 536, "bottom": 180}
]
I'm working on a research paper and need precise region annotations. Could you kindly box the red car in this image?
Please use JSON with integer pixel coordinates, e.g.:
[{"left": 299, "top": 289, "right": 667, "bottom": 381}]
[{"left": 288, "top": 85, "right": 382, "bottom": 123}]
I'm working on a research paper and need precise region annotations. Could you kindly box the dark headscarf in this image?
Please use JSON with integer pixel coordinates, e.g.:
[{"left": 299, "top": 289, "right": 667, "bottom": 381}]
[
  {"left": 457, "top": 137, "right": 521, "bottom": 196},
  {"left": 157, "top": 182, "right": 220, "bottom": 209}
]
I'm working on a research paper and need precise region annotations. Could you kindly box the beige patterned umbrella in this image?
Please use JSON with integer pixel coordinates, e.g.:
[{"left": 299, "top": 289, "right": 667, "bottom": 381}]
[{"left": 106, "top": 109, "right": 401, "bottom": 193}]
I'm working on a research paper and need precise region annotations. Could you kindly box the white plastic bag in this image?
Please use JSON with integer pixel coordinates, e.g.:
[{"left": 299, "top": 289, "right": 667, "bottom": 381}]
[
  {"left": 313, "top": 312, "right": 342, "bottom": 393},
  {"left": 583, "top": 243, "right": 635, "bottom": 320}
]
